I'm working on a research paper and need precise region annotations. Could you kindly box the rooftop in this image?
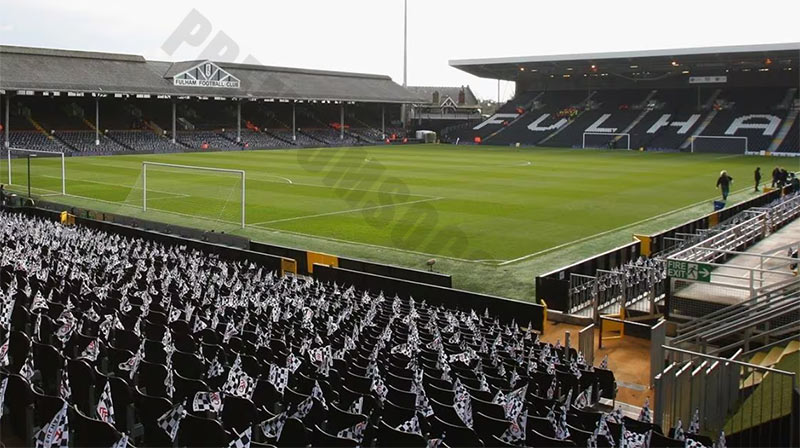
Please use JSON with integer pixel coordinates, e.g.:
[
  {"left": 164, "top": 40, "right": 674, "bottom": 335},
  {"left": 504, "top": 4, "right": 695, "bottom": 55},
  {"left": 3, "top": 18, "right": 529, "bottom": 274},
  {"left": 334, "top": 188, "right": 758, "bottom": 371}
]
[
  {"left": 0, "top": 45, "right": 420, "bottom": 103},
  {"left": 450, "top": 42, "right": 800, "bottom": 80}
]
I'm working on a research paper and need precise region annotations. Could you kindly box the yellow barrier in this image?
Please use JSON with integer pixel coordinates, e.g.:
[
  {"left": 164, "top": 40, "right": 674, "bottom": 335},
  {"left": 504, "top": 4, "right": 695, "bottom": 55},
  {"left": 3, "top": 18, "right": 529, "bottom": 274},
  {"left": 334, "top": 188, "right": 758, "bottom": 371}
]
[
  {"left": 306, "top": 251, "right": 338, "bottom": 273},
  {"left": 633, "top": 234, "right": 652, "bottom": 257},
  {"left": 280, "top": 258, "right": 297, "bottom": 276},
  {"left": 709, "top": 211, "right": 720, "bottom": 227},
  {"left": 540, "top": 299, "right": 548, "bottom": 334},
  {"left": 60, "top": 211, "right": 75, "bottom": 226},
  {"left": 600, "top": 307, "right": 625, "bottom": 346}
]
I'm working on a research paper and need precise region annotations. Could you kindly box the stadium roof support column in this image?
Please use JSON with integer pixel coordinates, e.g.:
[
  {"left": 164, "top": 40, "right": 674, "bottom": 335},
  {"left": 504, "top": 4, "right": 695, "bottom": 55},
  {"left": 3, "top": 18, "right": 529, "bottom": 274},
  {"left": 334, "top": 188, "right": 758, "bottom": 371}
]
[
  {"left": 171, "top": 100, "right": 176, "bottom": 144},
  {"left": 401, "top": 0, "right": 408, "bottom": 128},
  {"left": 95, "top": 96, "right": 100, "bottom": 146},
  {"left": 236, "top": 100, "right": 241, "bottom": 143},
  {"left": 381, "top": 105, "right": 386, "bottom": 140},
  {"left": 4, "top": 95, "right": 8, "bottom": 148},
  {"left": 340, "top": 104, "right": 345, "bottom": 140},
  {"left": 292, "top": 103, "right": 296, "bottom": 141}
]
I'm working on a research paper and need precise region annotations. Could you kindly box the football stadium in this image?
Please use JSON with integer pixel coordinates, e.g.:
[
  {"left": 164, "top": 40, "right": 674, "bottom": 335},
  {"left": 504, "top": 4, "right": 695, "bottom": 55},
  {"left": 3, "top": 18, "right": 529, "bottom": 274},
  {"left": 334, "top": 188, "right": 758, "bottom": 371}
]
[{"left": 0, "top": 3, "right": 799, "bottom": 448}]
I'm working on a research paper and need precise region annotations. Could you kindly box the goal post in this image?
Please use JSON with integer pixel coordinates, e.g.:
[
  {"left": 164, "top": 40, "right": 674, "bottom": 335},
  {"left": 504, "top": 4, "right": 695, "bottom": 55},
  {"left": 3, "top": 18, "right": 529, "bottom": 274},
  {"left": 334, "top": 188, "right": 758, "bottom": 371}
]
[
  {"left": 5, "top": 147, "right": 66, "bottom": 195},
  {"left": 582, "top": 132, "right": 631, "bottom": 150},
  {"left": 690, "top": 136, "right": 748, "bottom": 154},
  {"left": 141, "top": 161, "right": 246, "bottom": 228}
]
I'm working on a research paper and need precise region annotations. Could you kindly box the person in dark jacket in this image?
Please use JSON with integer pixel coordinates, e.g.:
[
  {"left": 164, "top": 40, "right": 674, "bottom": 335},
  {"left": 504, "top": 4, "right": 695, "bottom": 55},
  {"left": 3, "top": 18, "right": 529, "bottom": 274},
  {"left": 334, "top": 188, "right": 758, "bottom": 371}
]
[
  {"left": 716, "top": 170, "right": 733, "bottom": 201},
  {"left": 754, "top": 167, "right": 761, "bottom": 192},
  {"left": 772, "top": 166, "right": 781, "bottom": 187}
]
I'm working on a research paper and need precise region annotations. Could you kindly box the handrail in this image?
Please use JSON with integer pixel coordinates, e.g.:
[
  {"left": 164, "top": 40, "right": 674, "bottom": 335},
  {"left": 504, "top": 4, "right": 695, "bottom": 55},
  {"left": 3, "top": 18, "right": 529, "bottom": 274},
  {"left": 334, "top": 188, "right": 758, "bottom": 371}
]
[
  {"left": 674, "top": 290, "right": 800, "bottom": 344},
  {"left": 677, "top": 279, "right": 799, "bottom": 336},
  {"left": 715, "top": 324, "right": 800, "bottom": 357},
  {"left": 738, "top": 332, "right": 800, "bottom": 359},
  {"left": 663, "top": 345, "right": 797, "bottom": 376},
  {"left": 698, "top": 299, "right": 800, "bottom": 343}
]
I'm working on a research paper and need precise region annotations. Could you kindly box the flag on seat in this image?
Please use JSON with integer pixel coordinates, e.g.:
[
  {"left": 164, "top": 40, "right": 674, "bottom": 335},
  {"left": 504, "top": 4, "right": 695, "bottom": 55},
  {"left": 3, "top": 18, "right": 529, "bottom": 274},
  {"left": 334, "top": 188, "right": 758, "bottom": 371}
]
[
  {"left": 19, "top": 350, "right": 35, "bottom": 381},
  {"left": 453, "top": 379, "right": 473, "bottom": 428},
  {"left": 268, "top": 363, "right": 290, "bottom": 395},
  {"left": 673, "top": 419, "right": 685, "bottom": 441},
  {"left": 337, "top": 420, "right": 367, "bottom": 443},
  {"left": 96, "top": 381, "right": 115, "bottom": 425},
  {"left": 193, "top": 391, "right": 224, "bottom": 413},
  {"left": 228, "top": 427, "right": 252, "bottom": 448},
  {"left": 499, "top": 408, "right": 527, "bottom": 443},
  {"left": 260, "top": 411, "right": 288, "bottom": 440},
  {"left": 638, "top": 398, "right": 652, "bottom": 423},
  {"left": 0, "top": 377, "right": 8, "bottom": 420},
  {"left": 688, "top": 409, "right": 701, "bottom": 434},
  {"left": 33, "top": 402, "right": 69, "bottom": 448},
  {"left": 395, "top": 414, "right": 422, "bottom": 436},
  {"left": 157, "top": 401, "right": 187, "bottom": 442},
  {"left": 110, "top": 434, "right": 128, "bottom": 448}
]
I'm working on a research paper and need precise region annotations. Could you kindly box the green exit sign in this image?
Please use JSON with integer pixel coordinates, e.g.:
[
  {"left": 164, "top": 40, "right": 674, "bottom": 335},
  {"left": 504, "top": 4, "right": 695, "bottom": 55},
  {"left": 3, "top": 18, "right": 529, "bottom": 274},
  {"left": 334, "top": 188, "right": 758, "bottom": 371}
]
[{"left": 667, "top": 260, "right": 712, "bottom": 282}]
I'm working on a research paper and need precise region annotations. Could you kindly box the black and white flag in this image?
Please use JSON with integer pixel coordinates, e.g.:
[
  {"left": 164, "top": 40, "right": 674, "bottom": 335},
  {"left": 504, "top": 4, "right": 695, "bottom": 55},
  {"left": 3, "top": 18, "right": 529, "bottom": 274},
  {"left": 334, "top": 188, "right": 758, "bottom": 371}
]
[
  {"left": 260, "top": 411, "right": 288, "bottom": 440},
  {"left": 228, "top": 427, "right": 252, "bottom": 448},
  {"left": 33, "top": 402, "right": 69, "bottom": 448},
  {"left": 268, "top": 363, "right": 290, "bottom": 395},
  {"left": 96, "top": 381, "right": 115, "bottom": 425},
  {"left": 193, "top": 391, "right": 224, "bottom": 413},
  {"left": 157, "top": 401, "right": 187, "bottom": 442}
]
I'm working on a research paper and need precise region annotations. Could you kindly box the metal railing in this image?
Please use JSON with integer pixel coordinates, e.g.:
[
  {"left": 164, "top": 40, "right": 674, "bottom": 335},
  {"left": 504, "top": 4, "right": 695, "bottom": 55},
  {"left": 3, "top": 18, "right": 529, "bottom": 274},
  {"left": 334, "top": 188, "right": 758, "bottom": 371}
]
[{"left": 654, "top": 345, "right": 797, "bottom": 445}]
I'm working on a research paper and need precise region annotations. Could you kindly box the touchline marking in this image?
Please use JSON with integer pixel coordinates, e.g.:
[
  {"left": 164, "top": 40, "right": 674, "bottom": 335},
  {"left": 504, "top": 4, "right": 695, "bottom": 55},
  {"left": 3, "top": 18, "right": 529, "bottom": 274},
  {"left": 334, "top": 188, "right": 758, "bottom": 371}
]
[
  {"left": 61, "top": 193, "right": 242, "bottom": 227},
  {"left": 498, "top": 184, "right": 760, "bottom": 266},
  {"left": 248, "top": 225, "right": 485, "bottom": 264},
  {"left": 249, "top": 197, "right": 445, "bottom": 226}
]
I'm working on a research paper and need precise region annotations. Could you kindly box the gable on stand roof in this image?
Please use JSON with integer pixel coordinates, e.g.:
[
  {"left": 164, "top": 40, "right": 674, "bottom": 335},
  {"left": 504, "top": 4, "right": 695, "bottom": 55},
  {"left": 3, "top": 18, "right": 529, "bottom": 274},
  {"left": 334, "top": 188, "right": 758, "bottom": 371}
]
[{"left": 168, "top": 61, "right": 241, "bottom": 89}]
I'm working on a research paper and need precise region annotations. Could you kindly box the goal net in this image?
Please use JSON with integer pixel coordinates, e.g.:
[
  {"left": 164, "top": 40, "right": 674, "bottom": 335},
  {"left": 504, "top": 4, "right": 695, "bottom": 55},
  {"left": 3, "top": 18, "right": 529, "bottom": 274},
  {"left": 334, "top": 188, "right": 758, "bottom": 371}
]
[
  {"left": 127, "top": 162, "right": 246, "bottom": 228},
  {"left": 582, "top": 132, "right": 631, "bottom": 150},
  {"left": 691, "top": 136, "right": 748, "bottom": 154},
  {"left": 2, "top": 148, "right": 66, "bottom": 196}
]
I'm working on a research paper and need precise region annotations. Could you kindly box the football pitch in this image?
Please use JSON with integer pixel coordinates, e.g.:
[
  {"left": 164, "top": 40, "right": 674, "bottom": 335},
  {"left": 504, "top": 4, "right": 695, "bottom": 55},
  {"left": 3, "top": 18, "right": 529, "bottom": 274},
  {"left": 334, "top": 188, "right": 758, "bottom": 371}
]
[{"left": 3, "top": 144, "right": 780, "bottom": 301}]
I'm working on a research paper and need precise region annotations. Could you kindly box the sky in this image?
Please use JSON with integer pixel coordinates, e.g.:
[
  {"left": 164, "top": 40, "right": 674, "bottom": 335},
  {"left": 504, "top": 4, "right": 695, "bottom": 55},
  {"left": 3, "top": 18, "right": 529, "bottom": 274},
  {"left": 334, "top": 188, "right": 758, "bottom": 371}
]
[{"left": 1, "top": 0, "right": 798, "bottom": 101}]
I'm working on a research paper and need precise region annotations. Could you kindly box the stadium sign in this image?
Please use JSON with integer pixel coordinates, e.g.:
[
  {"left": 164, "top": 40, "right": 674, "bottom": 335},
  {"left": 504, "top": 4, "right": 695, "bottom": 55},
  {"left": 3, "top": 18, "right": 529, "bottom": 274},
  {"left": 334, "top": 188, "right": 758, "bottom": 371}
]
[
  {"left": 667, "top": 260, "right": 711, "bottom": 282},
  {"left": 689, "top": 76, "right": 727, "bottom": 84},
  {"left": 172, "top": 61, "right": 240, "bottom": 89}
]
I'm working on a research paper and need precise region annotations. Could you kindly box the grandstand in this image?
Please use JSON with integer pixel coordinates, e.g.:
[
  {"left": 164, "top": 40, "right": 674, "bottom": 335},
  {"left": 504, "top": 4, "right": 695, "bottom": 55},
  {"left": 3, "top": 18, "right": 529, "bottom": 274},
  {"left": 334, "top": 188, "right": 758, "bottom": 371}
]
[
  {"left": 0, "top": 208, "right": 658, "bottom": 448},
  {"left": 0, "top": 46, "right": 419, "bottom": 155},
  {"left": 449, "top": 43, "right": 800, "bottom": 153},
  {"left": 1, "top": 34, "right": 799, "bottom": 448}
]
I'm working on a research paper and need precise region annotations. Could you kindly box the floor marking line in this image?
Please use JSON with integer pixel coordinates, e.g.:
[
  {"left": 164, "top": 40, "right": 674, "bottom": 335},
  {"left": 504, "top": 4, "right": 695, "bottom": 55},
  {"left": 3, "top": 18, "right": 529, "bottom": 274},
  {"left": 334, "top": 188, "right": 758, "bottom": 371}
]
[
  {"left": 249, "top": 197, "right": 444, "bottom": 226},
  {"left": 498, "top": 184, "right": 761, "bottom": 266},
  {"left": 42, "top": 175, "right": 191, "bottom": 198},
  {"left": 247, "top": 225, "right": 485, "bottom": 264}
]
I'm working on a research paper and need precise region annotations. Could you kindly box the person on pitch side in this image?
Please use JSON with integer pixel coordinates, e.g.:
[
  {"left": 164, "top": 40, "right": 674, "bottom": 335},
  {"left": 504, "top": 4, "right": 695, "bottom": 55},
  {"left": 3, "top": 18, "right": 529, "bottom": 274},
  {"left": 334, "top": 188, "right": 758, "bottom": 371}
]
[
  {"left": 754, "top": 167, "right": 761, "bottom": 192},
  {"left": 716, "top": 170, "right": 733, "bottom": 201}
]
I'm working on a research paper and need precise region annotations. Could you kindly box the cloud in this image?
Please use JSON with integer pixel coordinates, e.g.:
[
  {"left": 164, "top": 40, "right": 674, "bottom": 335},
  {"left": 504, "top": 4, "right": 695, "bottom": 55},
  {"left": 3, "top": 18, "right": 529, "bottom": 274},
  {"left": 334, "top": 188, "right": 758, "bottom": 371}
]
[{"left": 0, "top": 24, "right": 14, "bottom": 32}]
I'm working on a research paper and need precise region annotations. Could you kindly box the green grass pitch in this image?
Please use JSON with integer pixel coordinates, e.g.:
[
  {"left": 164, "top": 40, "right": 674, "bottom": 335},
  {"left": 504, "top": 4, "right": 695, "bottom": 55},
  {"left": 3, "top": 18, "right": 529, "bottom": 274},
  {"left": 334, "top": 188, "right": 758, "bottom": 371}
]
[{"left": 3, "top": 144, "right": 782, "bottom": 301}]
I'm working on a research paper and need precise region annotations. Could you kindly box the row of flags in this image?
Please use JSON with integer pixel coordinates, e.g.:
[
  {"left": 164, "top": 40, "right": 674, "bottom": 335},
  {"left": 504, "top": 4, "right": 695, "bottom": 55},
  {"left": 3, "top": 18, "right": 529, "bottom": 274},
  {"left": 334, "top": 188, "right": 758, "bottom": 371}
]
[{"left": 0, "top": 211, "right": 724, "bottom": 448}]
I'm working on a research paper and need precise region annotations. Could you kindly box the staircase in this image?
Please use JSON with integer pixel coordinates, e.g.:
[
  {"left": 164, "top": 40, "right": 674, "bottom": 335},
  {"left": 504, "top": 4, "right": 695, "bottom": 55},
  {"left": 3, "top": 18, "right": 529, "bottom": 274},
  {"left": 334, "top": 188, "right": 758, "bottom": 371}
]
[
  {"left": 766, "top": 108, "right": 799, "bottom": 152},
  {"left": 741, "top": 341, "right": 800, "bottom": 388},
  {"left": 482, "top": 92, "right": 544, "bottom": 143},
  {"left": 680, "top": 109, "right": 718, "bottom": 150},
  {"left": 778, "top": 88, "right": 798, "bottom": 110},
  {"left": 537, "top": 110, "right": 586, "bottom": 145},
  {"left": 26, "top": 117, "right": 56, "bottom": 141},
  {"left": 634, "top": 90, "right": 659, "bottom": 110},
  {"left": 701, "top": 88, "right": 723, "bottom": 110}
]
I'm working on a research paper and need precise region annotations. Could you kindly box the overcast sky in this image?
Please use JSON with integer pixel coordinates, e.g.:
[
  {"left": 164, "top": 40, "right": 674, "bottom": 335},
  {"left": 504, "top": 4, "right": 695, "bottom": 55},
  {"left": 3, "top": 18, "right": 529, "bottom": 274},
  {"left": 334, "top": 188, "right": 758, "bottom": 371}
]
[{"left": 1, "top": 0, "right": 798, "bottom": 101}]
